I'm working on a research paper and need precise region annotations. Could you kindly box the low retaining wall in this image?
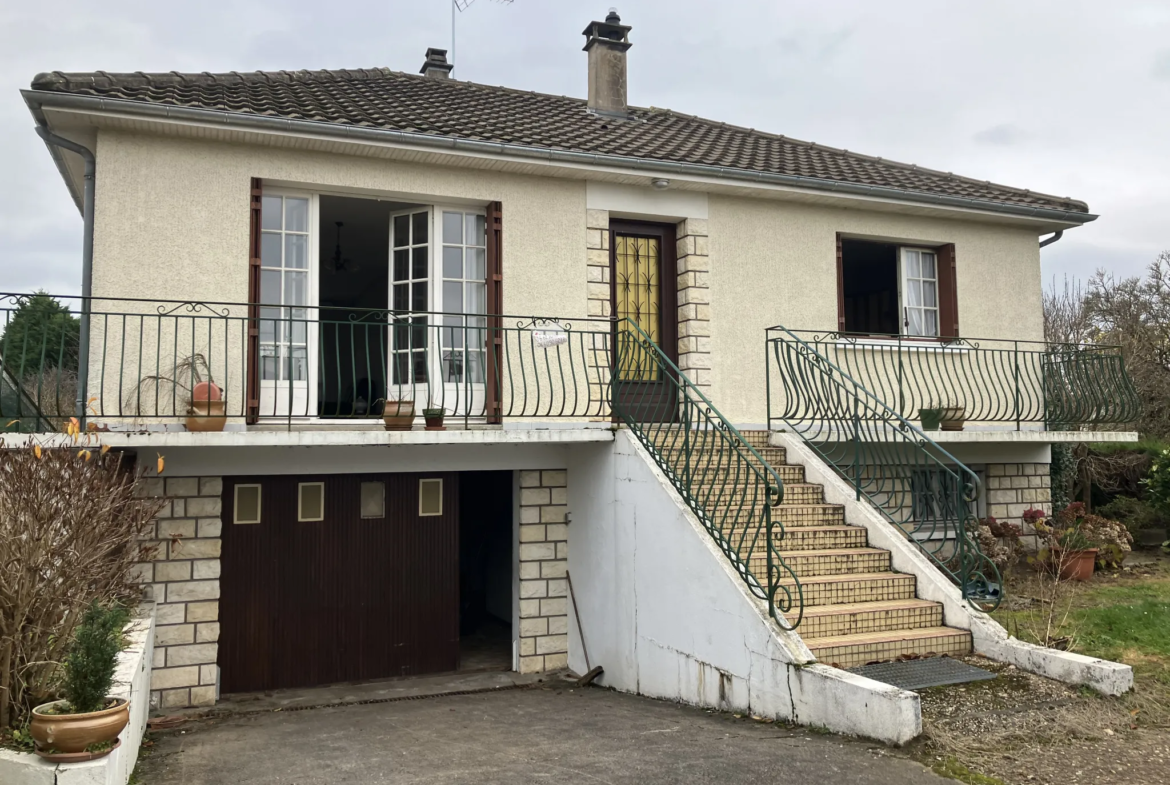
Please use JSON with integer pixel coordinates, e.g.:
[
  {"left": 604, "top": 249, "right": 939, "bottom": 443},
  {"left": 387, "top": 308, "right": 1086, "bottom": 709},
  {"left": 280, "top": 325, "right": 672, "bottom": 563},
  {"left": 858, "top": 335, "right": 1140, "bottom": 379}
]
[{"left": 0, "top": 603, "right": 156, "bottom": 785}]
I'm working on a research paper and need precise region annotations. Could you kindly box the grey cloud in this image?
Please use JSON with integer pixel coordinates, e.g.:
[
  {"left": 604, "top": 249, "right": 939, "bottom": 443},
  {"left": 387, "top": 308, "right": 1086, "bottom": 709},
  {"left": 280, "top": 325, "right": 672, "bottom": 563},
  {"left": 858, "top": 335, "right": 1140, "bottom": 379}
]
[
  {"left": 972, "top": 124, "right": 1030, "bottom": 147},
  {"left": 1154, "top": 49, "right": 1170, "bottom": 80}
]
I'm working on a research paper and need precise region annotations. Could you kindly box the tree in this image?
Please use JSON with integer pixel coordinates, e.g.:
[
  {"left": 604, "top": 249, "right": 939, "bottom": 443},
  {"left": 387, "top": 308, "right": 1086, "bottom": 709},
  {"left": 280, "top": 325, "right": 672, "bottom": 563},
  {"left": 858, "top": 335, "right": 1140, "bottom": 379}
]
[{"left": 0, "top": 292, "right": 80, "bottom": 378}]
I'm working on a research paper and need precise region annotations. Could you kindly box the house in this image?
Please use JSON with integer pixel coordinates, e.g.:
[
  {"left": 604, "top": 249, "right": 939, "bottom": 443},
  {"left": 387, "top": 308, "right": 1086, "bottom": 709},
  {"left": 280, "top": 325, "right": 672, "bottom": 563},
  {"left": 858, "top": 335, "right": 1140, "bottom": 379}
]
[{"left": 7, "top": 11, "right": 1138, "bottom": 743}]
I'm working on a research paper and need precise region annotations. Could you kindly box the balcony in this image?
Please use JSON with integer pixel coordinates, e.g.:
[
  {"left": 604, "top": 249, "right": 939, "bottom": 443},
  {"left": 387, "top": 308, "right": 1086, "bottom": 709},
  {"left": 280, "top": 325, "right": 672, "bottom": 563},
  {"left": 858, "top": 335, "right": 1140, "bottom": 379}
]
[
  {"left": 1, "top": 294, "right": 615, "bottom": 434},
  {"left": 765, "top": 327, "right": 1141, "bottom": 435}
]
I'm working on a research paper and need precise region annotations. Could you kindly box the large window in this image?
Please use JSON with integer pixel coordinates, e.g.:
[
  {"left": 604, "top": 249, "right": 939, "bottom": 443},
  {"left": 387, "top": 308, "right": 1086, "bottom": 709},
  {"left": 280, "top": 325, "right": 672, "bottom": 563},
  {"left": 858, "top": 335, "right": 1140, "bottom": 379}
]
[
  {"left": 440, "top": 210, "right": 487, "bottom": 384},
  {"left": 839, "top": 238, "right": 954, "bottom": 338},
  {"left": 260, "top": 194, "right": 311, "bottom": 381}
]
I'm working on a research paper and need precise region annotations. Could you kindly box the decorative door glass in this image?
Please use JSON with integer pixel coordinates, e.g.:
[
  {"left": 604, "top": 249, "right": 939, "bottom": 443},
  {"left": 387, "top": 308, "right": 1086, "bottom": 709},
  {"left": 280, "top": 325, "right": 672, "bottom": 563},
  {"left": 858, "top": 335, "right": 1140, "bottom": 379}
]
[{"left": 614, "top": 233, "right": 661, "bottom": 381}]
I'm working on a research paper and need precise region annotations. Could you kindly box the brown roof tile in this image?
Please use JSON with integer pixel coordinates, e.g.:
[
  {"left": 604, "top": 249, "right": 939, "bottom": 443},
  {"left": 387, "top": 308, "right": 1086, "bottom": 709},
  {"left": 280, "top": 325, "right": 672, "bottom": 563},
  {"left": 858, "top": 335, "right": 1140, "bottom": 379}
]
[{"left": 28, "top": 68, "right": 1089, "bottom": 214}]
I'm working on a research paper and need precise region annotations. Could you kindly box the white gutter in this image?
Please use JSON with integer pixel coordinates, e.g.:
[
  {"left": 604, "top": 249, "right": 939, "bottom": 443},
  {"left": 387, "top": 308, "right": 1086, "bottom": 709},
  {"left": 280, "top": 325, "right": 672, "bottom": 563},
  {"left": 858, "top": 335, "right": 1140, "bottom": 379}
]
[{"left": 22, "top": 89, "right": 1097, "bottom": 226}]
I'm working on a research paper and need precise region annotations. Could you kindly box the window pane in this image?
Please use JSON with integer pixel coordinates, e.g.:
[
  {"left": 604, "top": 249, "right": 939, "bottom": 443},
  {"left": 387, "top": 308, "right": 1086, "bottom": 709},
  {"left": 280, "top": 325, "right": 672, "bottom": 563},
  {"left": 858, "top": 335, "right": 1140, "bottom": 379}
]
[
  {"left": 412, "top": 246, "right": 428, "bottom": 279},
  {"left": 412, "top": 281, "right": 427, "bottom": 311},
  {"left": 288, "top": 307, "right": 307, "bottom": 344},
  {"left": 285, "top": 198, "right": 309, "bottom": 233},
  {"left": 924, "top": 309, "right": 938, "bottom": 337},
  {"left": 907, "top": 308, "right": 924, "bottom": 336},
  {"left": 285, "top": 234, "right": 308, "bottom": 269},
  {"left": 261, "top": 232, "right": 282, "bottom": 267},
  {"left": 260, "top": 345, "right": 279, "bottom": 380},
  {"left": 443, "top": 280, "right": 462, "bottom": 312},
  {"left": 393, "top": 249, "right": 409, "bottom": 282},
  {"left": 393, "top": 283, "right": 409, "bottom": 312},
  {"left": 260, "top": 269, "right": 281, "bottom": 305},
  {"left": 468, "top": 247, "right": 486, "bottom": 280},
  {"left": 443, "top": 315, "right": 464, "bottom": 348},
  {"left": 922, "top": 280, "right": 937, "bottom": 308},
  {"left": 261, "top": 196, "right": 282, "bottom": 231},
  {"left": 235, "top": 485, "right": 262, "bottom": 524},
  {"left": 360, "top": 482, "right": 385, "bottom": 519},
  {"left": 904, "top": 250, "right": 920, "bottom": 279},
  {"left": 466, "top": 282, "right": 486, "bottom": 314},
  {"left": 419, "top": 478, "right": 443, "bottom": 516},
  {"left": 288, "top": 346, "right": 308, "bottom": 381},
  {"left": 412, "top": 211, "right": 428, "bottom": 245},
  {"left": 259, "top": 307, "right": 279, "bottom": 342},
  {"left": 921, "top": 253, "right": 937, "bottom": 279},
  {"left": 393, "top": 215, "right": 409, "bottom": 247},
  {"left": 443, "top": 211, "right": 462, "bottom": 244},
  {"left": 298, "top": 482, "right": 324, "bottom": 521},
  {"left": 443, "top": 247, "right": 462, "bottom": 279},
  {"left": 469, "top": 214, "right": 485, "bottom": 246},
  {"left": 284, "top": 271, "right": 308, "bottom": 306},
  {"left": 907, "top": 280, "right": 922, "bottom": 307}
]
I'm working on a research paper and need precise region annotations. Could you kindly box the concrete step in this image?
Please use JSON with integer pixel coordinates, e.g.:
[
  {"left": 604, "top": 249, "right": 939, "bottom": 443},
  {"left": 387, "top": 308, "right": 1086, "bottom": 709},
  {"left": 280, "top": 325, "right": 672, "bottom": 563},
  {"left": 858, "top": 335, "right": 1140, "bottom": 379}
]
[
  {"left": 779, "top": 571, "right": 917, "bottom": 608},
  {"left": 759, "top": 548, "right": 891, "bottom": 578},
  {"left": 804, "top": 626, "right": 973, "bottom": 670},
  {"left": 774, "top": 483, "right": 824, "bottom": 505},
  {"left": 674, "top": 462, "right": 804, "bottom": 484},
  {"left": 772, "top": 504, "right": 846, "bottom": 528},
  {"left": 786, "top": 599, "right": 943, "bottom": 640},
  {"left": 656, "top": 444, "right": 788, "bottom": 465},
  {"left": 780, "top": 526, "right": 869, "bottom": 551}
]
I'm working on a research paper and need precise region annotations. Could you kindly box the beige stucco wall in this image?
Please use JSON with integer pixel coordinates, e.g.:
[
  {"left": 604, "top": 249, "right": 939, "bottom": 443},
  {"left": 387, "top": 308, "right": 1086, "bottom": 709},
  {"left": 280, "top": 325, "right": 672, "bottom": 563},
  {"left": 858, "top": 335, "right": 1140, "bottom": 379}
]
[
  {"left": 92, "top": 131, "right": 587, "bottom": 319},
  {"left": 708, "top": 195, "right": 1045, "bottom": 425}
]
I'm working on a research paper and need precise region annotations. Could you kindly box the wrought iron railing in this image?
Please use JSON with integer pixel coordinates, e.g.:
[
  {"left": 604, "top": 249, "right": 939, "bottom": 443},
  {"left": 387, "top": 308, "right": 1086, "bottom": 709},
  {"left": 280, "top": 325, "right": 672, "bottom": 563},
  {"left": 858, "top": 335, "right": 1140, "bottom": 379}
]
[
  {"left": 766, "top": 329, "right": 1139, "bottom": 430},
  {"left": 0, "top": 293, "right": 613, "bottom": 431},
  {"left": 766, "top": 326, "right": 1001, "bottom": 610},
  {"left": 614, "top": 319, "right": 803, "bottom": 629}
]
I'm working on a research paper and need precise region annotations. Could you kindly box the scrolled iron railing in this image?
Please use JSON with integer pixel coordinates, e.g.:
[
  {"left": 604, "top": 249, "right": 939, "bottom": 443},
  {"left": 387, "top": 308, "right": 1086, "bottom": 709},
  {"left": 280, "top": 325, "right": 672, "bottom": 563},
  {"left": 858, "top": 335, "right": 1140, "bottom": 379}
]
[
  {"left": 766, "top": 325, "right": 1002, "bottom": 610},
  {"left": 767, "top": 329, "right": 1140, "bottom": 430},
  {"left": 0, "top": 293, "right": 613, "bottom": 431},
  {"left": 613, "top": 318, "right": 804, "bottom": 630}
]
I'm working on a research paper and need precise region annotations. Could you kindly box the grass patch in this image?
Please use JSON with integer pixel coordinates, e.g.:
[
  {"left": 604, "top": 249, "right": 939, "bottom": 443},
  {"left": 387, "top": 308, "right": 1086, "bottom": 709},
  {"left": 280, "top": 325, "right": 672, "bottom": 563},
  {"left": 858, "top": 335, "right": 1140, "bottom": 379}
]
[{"left": 930, "top": 756, "right": 1006, "bottom": 785}]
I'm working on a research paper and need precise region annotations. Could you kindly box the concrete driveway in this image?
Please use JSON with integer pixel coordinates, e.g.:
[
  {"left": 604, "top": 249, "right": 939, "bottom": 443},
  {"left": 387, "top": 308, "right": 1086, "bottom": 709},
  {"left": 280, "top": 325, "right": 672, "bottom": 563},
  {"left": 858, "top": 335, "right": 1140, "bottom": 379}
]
[{"left": 137, "top": 683, "right": 944, "bottom": 784}]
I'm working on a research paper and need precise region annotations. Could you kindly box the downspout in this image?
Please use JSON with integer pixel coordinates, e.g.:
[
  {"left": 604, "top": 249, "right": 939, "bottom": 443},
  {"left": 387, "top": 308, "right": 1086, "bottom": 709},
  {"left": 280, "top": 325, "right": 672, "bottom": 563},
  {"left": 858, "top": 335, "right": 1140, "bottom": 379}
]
[
  {"left": 1039, "top": 230, "right": 1063, "bottom": 248},
  {"left": 34, "top": 126, "right": 94, "bottom": 422}
]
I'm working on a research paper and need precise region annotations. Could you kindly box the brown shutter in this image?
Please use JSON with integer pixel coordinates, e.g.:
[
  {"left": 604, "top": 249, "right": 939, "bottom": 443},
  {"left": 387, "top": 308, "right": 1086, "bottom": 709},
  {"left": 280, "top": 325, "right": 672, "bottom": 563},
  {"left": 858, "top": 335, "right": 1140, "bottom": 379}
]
[
  {"left": 835, "top": 233, "right": 846, "bottom": 334},
  {"left": 246, "top": 178, "right": 262, "bottom": 424},
  {"left": 484, "top": 201, "right": 503, "bottom": 424},
  {"left": 936, "top": 242, "right": 959, "bottom": 338}
]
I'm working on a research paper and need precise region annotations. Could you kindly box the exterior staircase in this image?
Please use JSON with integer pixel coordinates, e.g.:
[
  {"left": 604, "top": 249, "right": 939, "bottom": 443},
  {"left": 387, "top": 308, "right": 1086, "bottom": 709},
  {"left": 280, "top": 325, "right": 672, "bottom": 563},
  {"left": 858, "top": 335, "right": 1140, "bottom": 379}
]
[{"left": 654, "top": 428, "right": 972, "bottom": 670}]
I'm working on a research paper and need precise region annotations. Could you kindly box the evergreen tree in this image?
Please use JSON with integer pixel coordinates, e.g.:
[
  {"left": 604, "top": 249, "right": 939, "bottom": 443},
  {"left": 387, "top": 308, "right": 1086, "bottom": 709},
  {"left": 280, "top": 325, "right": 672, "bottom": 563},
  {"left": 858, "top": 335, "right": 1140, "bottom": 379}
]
[{"left": 0, "top": 292, "right": 80, "bottom": 377}]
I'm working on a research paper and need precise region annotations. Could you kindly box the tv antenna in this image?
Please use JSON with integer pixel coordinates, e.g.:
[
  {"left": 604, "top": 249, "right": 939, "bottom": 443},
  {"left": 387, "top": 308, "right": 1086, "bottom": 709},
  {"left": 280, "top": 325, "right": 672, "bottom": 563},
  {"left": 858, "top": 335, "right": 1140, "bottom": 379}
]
[{"left": 452, "top": 0, "right": 514, "bottom": 76}]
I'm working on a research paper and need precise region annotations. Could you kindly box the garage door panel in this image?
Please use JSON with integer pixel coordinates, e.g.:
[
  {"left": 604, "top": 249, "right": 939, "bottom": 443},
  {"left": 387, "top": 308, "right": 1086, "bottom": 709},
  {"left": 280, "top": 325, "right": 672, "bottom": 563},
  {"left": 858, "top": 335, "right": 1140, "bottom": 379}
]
[{"left": 220, "top": 473, "right": 460, "bottom": 694}]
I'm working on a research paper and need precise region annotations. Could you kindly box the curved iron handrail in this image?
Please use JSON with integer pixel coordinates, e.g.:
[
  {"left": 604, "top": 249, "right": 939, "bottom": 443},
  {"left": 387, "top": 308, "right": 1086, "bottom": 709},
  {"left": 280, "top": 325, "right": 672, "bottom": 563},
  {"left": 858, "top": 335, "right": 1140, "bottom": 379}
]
[
  {"left": 766, "top": 326, "right": 1002, "bottom": 611},
  {"left": 613, "top": 318, "right": 803, "bottom": 629}
]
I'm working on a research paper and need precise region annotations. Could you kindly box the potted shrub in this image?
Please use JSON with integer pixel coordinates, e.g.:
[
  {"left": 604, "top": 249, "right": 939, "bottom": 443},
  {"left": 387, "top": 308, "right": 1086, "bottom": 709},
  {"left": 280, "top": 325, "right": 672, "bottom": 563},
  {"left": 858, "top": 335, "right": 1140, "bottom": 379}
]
[
  {"left": 423, "top": 406, "right": 446, "bottom": 431},
  {"left": 938, "top": 404, "right": 966, "bottom": 431},
  {"left": 186, "top": 378, "right": 225, "bottom": 432},
  {"left": 1033, "top": 503, "right": 1133, "bottom": 580},
  {"left": 378, "top": 395, "right": 415, "bottom": 431},
  {"left": 919, "top": 408, "right": 943, "bottom": 431},
  {"left": 30, "top": 603, "right": 131, "bottom": 761},
  {"left": 129, "top": 353, "right": 225, "bottom": 431}
]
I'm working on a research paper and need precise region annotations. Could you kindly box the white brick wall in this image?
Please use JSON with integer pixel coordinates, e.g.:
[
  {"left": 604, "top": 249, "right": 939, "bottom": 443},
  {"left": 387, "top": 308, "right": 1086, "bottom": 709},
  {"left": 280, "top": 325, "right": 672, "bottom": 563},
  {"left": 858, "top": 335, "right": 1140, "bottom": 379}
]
[
  {"left": 675, "top": 217, "right": 711, "bottom": 391},
  {"left": 517, "top": 469, "right": 570, "bottom": 674}
]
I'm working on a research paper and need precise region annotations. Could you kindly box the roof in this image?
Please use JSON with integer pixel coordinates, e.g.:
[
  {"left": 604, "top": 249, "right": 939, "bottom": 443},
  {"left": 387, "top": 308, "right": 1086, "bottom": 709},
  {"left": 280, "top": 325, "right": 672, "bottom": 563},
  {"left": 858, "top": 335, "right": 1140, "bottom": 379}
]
[{"left": 27, "top": 68, "right": 1090, "bottom": 216}]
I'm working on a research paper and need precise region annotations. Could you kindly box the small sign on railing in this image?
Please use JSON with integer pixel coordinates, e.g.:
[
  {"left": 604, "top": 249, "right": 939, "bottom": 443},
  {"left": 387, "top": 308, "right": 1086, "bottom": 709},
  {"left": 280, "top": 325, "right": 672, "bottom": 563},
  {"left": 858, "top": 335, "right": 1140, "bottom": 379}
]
[{"left": 532, "top": 323, "right": 568, "bottom": 349}]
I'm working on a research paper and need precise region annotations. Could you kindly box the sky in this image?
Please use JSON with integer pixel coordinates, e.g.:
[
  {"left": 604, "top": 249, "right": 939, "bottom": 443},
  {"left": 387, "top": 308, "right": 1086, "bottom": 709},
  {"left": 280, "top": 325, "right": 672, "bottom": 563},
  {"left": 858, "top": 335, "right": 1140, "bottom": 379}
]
[{"left": 1, "top": 0, "right": 1167, "bottom": 296}]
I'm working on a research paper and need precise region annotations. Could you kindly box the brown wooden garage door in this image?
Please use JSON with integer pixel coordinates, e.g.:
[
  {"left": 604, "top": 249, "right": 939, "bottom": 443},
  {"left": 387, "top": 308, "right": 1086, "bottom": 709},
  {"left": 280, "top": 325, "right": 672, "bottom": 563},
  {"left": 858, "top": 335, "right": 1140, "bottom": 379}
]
[{"left": 219, "top": 473, "right": 459, "bottom": 694}]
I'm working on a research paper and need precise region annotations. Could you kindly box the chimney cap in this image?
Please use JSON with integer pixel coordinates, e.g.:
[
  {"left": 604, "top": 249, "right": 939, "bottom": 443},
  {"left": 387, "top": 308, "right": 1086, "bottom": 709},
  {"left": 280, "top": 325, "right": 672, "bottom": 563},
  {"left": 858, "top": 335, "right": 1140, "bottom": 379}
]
[
  {"left": 582, "top": 10, "right": 632, "bottom": 51},
  {"left": 420, "top": 47, "right": 454, "bottom": 78}
]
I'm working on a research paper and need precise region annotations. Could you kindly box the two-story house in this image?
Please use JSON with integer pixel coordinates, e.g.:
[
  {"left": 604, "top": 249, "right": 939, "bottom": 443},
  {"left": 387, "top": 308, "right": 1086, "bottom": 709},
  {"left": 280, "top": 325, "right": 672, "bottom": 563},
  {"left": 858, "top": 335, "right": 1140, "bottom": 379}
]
[{"left": 5, "top": 11, "right": 1138, "bottom": 743}]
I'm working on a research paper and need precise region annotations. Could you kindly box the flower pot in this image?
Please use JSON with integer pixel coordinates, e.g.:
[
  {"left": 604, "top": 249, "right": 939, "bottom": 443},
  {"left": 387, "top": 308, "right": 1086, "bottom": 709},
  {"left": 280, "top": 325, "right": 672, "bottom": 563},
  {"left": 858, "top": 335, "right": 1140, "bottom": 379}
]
[
  {"left": 919, "top": 408, "right": 943, "bottom": 431},
  {"left": 186, "top": 399, "right": 226, "bottom": 432},
  {"left": 30, "top": 698, "right": 129, "bottom": 757},
  {"left": 939, "top": 406, "right": 966, "bottom": 431},
  {"left": 382, "top": 400, "right": 415, "bottom": 431},
  {"left": 423, "top": 409, "right": 446, "bottom": 431},
  {"left": 1057, "top": 548, "right": 1098, "bottom": 581},
  {"left": 191, "top": 381, "right": 222, "bottom": 403}
]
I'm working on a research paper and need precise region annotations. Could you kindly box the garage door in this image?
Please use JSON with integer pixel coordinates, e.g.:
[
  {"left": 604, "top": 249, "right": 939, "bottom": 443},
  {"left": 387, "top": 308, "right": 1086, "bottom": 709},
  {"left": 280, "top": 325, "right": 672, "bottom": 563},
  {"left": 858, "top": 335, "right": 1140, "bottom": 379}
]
[{"left": 219, "top": 473, "right": 459, "bottom": 693}]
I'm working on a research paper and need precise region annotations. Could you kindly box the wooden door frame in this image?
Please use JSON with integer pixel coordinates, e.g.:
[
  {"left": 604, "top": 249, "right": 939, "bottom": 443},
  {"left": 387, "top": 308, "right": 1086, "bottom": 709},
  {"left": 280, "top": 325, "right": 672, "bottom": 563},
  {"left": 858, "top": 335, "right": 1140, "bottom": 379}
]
[{"left": 609, "top": 219, "right": 679, "bottom": 364}]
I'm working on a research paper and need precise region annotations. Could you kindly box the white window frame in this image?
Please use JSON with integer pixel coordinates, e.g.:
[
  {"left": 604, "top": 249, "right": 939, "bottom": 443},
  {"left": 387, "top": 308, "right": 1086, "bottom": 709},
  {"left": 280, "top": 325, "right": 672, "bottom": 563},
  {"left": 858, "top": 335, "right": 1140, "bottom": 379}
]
[
  {"left": 899, "top": 247, "right": 940, "bottom": 338},
  {"left": 418, "top": 478, "right": 443, "bottom": 517},
  {"left": 298, "top": 481, "right": 326, "bottom": 522},
  {"left": 233, "top": 484, "right": 262, "bottom": 524}
]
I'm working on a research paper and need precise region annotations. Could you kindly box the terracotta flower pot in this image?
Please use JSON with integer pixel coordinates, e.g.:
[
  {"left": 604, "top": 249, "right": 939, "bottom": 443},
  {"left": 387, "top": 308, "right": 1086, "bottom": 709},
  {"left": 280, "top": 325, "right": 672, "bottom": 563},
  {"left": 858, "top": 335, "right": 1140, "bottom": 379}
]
[
  {"left": 30, "top": 698, "right": 129, "bottom": 757},
  {"left": 382, "top": 400, "right": 415, "bottom": 431},
  {"left": 939, "top": 406, "right": 966, "bottom": 431},
  {"left": 423, "top": 409, "right": 445, "bottom": 431},
  {"left": 1057, "top": 548, "right": 1098, "bottom": 581},
  {"left": 186, "top": 399, "right": 226, "bottom": 432},
  {"left": 191, "top": 381, "right": 222, "bottom": 403}
]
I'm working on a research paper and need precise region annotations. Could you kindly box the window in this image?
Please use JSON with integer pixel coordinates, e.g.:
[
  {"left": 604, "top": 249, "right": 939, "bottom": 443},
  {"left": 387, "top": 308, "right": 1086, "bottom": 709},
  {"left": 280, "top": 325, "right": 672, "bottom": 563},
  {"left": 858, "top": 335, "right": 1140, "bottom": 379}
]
[
  {"left": 360, "top": 481, "right": 385, "bottom": 519},
  {"left": 419, "top": 478, "right": 443, "bottom": 516},
  {"left": 838, "top": 238, "right": 956, "bottom": 338},
  {"left": 260, "top": 194, "right": 312, "bottom": 382},
  {"left": 390, "top": 210, "right": 430, "bottom": 385},
  {"left": 234, "top": 484, "right": 262, "bottom": 524},
  {"left": 298, "top": 482, "right": 325, "bottom": 522},
  {"left": 440, "top": 211, "right": 487, "bottom": 384}
]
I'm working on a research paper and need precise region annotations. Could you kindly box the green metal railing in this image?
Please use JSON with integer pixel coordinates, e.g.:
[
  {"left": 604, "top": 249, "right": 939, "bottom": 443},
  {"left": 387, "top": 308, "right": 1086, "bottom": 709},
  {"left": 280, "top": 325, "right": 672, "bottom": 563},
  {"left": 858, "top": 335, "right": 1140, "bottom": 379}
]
[
  {"left": 768, "top": 329, "right": 1140, "bottom": 430},
  {"left": 767, "top": 326, "right": 1002, "bottom": 610},
  {"left": 614, "top": 319, "right": 804, "bottom": 629},
  {"left": 0, "top": 293, "right": 614, "bottom": 430}
]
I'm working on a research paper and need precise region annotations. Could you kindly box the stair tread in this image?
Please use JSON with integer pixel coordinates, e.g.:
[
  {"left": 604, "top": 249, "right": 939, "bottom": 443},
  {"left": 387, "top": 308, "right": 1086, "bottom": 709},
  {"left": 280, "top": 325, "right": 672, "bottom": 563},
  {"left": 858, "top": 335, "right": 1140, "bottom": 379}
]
[
  {"left": 776, "top": 547, "right": 888, "bottom": 558},
  {"left": 779, "top": 571, "right": 910, "bottom": 586},
  {"left": 804, "top": 626, "right": 971, "bottom": 649},
  {"left": 786, "top": 598, "right": 940, "bottom": 619}
]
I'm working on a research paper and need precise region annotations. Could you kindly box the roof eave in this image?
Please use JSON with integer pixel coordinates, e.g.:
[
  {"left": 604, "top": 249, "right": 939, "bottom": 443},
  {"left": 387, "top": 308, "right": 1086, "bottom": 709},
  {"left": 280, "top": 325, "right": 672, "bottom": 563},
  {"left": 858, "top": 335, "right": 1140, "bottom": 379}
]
[{"left": 23, "top": 90, "right": 1098, "bottom": 226}]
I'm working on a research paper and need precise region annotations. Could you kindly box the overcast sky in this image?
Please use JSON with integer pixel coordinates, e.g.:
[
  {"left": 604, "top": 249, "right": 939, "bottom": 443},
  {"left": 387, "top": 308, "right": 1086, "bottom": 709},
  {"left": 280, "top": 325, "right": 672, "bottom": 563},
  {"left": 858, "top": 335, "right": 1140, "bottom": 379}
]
[{"left": 1, "top": 0, "right": 1167, "bottom": 296}]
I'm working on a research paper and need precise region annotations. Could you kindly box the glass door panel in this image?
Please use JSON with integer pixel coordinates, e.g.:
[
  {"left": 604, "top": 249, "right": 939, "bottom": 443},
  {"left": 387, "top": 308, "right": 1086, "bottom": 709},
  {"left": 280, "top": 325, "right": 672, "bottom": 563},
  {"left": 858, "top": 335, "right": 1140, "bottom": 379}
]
[
  {"left": 388, "top": 208, "right": 431, "bottom": 409},
  {"left": 436, "top": 209, "right": 487, "bottom": 416}
]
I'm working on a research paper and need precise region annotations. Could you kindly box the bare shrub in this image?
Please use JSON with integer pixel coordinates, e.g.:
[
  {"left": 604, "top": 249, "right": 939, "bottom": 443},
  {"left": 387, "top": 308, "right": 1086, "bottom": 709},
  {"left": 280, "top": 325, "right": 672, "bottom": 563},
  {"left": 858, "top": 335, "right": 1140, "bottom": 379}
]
[{"left": 0, "top": 442, "right": 165, "bottom": 728}]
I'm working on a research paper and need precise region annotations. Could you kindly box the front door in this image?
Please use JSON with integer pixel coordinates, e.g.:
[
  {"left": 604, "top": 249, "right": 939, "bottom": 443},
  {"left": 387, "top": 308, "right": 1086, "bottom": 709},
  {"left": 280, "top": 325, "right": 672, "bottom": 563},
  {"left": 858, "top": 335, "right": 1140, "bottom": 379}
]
[{"left": 611, "top": 220, "right": 678, "bottom": 423}]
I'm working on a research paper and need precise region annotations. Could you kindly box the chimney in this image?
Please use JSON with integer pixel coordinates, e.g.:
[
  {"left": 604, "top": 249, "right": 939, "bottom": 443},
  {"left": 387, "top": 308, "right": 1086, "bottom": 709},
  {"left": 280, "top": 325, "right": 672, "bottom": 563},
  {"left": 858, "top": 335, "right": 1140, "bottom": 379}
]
[
  {"left": 420, "top": 48, "right": 454, "bottom": 79},
  {"left": 582, "top": 9, "right": 632, "bottom": 117}
]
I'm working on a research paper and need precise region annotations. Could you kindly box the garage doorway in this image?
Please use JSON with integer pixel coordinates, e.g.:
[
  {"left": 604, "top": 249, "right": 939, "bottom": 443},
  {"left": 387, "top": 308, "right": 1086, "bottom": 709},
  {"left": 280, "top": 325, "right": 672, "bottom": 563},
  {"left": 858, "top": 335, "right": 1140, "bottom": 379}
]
[{"left": 458, "top": 471, "right": 513, "bottom": 672}]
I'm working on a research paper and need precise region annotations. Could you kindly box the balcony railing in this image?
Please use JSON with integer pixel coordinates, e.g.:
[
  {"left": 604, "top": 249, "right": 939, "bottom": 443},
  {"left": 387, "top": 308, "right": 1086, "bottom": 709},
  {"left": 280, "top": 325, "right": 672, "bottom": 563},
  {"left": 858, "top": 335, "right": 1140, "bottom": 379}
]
[
  {"left": 0, "top": 293, "right": 614, "bottom": 431},
  {"left": 766, "top": 328, "right": 1140, "bottom": 431}
]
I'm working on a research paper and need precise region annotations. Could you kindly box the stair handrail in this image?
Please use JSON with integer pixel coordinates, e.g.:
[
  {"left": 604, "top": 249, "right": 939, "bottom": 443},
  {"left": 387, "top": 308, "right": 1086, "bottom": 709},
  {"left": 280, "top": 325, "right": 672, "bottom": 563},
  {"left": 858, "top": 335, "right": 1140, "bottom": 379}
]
[
  {"left": 766, "top": 326, "right": 1002, "bottom": 611},
  {"left": 613, "top": 318, "right": 804, "bottom": 629}
]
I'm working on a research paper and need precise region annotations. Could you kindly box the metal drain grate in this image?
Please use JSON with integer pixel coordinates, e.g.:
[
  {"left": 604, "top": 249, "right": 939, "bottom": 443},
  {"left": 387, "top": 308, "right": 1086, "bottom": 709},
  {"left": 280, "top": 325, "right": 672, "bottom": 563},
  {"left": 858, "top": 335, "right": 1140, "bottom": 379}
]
[{"left": 848, "top": 657, "right": 996, "bottom": 691}]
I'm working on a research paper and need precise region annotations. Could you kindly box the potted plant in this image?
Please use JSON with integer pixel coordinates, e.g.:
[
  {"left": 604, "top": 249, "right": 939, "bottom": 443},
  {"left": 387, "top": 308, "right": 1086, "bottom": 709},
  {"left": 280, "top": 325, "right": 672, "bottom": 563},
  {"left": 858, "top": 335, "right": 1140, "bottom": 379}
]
[
  {"left": 938, "top": 403, "right": 966, "bottom": 431},
  {"left": 919, "top": 408, "right": 943, "bottom": 431},
  {"left": 187, "top": 377, "right": 225, "bottom": 432},
  {"left": 378, "top": 395, "right": 415, "bottom": 431},
  {"left": 128, "top": 353, "right": 225, "bottom": 431},
  {"left": 30, "top": 603, "right": 131, "bottom": 762},
  {"left": 1033, "top": 503, "right": 1132, "bottom": 580}
]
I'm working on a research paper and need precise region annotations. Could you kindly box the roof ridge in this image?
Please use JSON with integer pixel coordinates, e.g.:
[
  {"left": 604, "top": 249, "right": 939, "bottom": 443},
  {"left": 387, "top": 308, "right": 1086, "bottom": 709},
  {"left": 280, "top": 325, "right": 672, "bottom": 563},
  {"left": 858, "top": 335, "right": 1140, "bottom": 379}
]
[{"left": 30, "top": 67, "right": 396, "bottom": 91}]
